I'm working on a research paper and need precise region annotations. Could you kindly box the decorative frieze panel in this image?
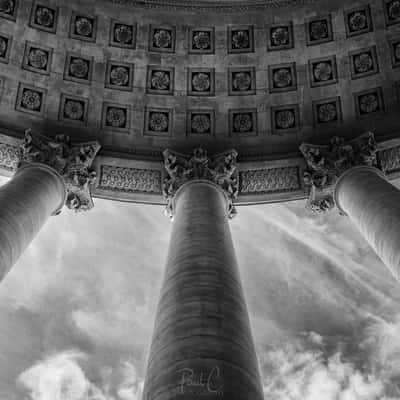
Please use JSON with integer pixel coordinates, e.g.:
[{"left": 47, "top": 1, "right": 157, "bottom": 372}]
[
  {"left": 0, "top": 142, "right": 20, "bottom": 171},
  {"left": 239, "top": 167, "right": 300, "bottom": 195},
  {"left": 378, "top": 145, "right": 400, "bottom": 174},
  {"left": 98, "top": 165, "right": 162, "bottom": 194}
]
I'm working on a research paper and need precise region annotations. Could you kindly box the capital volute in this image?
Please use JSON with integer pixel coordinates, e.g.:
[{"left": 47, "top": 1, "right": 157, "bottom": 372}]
[
  {"left": 162, "top": 148, "right": 239, "bottom": 219},
  {"left": 19, "top": 129, "right": 101, "bottom": 213},
  {"left": 299, "top": 132, "right": 379, "bottom": 213}
]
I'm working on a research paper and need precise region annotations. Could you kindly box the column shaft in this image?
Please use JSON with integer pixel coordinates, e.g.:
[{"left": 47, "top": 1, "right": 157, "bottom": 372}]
[
  {"left": 335, "top": 166, "right": 400, "bottom": 278},
  {"left": 0, "top": 164, "right": 65, "bottom": 281},
  {"left": 143, "top": 181, "right": 264, "bottom": 400}
]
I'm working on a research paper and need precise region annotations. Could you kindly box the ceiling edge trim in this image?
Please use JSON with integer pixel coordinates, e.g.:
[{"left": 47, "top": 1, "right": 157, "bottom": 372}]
[{"left": 110, "top": 0, "right": 320, "bottom": 13}]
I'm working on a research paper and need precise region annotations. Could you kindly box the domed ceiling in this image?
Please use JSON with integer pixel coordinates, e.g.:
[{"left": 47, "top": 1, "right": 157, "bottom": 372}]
[{"left": 1, "top": 0, "right": 400, "bottom": 205}]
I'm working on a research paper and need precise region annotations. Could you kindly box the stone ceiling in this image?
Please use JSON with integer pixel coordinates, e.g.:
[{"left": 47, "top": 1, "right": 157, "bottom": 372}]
[{"left": 0, "top": 0, "right": 400, "bottom": 162}]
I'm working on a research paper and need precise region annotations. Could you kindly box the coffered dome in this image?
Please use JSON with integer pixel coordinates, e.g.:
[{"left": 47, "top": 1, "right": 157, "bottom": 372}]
[{"left": 0, "top": 0, "right": 400, "bottom": 163}]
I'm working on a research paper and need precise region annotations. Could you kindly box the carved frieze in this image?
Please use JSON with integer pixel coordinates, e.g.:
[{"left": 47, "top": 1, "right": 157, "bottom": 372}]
[
  {"left": 0, "top": 142, "right": 21, "bottom": 171},
  {"left": 378, "top": 145, "right": 400, "bottom": 174},
  {"left": 163, "top": 148, "right": 239, "bottom": 218},
  {"left": 20, "top": 130, "right": 101, "bottom": 212},
  {"left": 299, "top": 132, "right": 377, "bottom": 212},
  {"left": 239, "top": 167, "right": 300, "bottom": 194},
  {"left": 98, "top": 165, "right": 162, "bottom": 194}
]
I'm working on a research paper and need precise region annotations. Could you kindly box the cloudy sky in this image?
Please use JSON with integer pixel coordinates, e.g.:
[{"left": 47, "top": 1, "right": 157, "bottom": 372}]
[{"left": 0, "top": 175, "right": 400, "bottom": 400}]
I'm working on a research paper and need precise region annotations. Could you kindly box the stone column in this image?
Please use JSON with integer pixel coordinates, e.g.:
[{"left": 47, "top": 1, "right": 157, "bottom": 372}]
[
  {"left": 142, "top": 149, "right": 264, "bottom": 400},
  {"left": 334, "top": 165, "right": 400, "bottom": 278},
  {"left": 0, "top": 130, "right": 100, "bottom": 281},
  {"left": 300, "top": 132, "right": 400, "bottom": 278}
]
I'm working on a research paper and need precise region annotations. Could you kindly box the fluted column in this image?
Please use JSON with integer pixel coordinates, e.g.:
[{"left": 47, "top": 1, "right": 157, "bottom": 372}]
[
  {"left": 0, "top": 163, "right": 65, "bottom": 280},
  {"left": 334, "top": 166, "right": 400, "bottom": 278},
  {"left": 300, "top": 132, "right": 400, "bottom": 278},
  {"left": 142, "top": 149, "right": 264, "bottom": 400},
  {"left": 0, "top": 130, "right": 100, "bottom": 282}
]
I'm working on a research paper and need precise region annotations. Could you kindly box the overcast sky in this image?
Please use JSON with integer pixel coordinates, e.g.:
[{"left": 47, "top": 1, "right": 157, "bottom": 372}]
[{"left": 0, "top": 176, "right": 400, "bottom": 400}]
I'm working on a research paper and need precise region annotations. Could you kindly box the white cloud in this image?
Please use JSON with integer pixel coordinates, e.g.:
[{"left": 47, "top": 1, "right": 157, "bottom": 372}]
[
  {"left": 116, "top": 361, "right": 143, "bottom": 400},
  {"left": 17, "top": 350, "right": 94, "bottom": 400},
  {"left": 17, "top": 351, "right": 143, "bottom": 400},
  {"left": 361, "top": 314, "right": 400, "bottom": 395},
  {"left": 262, "top": 338, "right": 384, "bottom": 400}
]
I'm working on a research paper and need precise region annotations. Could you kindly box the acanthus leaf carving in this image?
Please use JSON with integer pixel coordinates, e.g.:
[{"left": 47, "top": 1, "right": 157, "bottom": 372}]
[
  {"left": 299, "top": 132, "right": 378, "bottom": 213},
  {"left": 19, "top": 129, "right": 101, "bottom": 212},
  {"left": 162, "top": 148, "right": 238, "bottom": 219}
]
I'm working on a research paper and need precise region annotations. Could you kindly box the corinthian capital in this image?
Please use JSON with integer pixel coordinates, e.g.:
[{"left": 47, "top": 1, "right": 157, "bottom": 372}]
[
  {"left": 299, "top": 132, "right": 378, "bottom": 213},
  {"left": 162, "top": 148, "right": 239, "bottom": 218},
  {"left": 19, "top": 130, "right": 101, "bottom": 212}
]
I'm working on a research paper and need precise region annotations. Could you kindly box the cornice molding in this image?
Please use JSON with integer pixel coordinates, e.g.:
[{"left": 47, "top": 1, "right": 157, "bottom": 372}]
[
  {"left": 0, "top": 130, "right": 400, "bottom": 207},
  {"left": 110, "top": 0, "right": 319, "bottom": 13}
]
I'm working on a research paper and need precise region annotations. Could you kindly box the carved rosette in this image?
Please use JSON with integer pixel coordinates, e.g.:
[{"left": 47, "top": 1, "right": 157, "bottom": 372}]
[
  {"left": 19, "top": 130, "right": 101, "bottom": 213},
  {"left": 299, "top": 132, "right": 378, "bottom": 213},
  {"left": 162, "top": 148, "right": 239, "bottom": 219}
]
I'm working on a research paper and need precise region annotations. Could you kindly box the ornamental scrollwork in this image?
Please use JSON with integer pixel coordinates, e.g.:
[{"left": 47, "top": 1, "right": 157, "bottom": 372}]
[
  {"left": 239, "top": 167, "right": 300, "bottom": 194},
  {"left": 378, "top": 145, "right": 400, "bottom": 174},
  {"left": 98, "top": 165, "right": 162, "bottom": 194},
  {"left": 162, "top": 148, "right": 238, "bottom": 219},
  {"left": 299, "top": 132, "right": 378, "bottom": 213},
  {"left": 19, "top": 129, "right": 101, "bottom": 213},
  {"left": 0, "top": 142, "right": 21, "bottom": 171}
]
